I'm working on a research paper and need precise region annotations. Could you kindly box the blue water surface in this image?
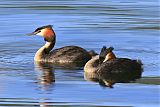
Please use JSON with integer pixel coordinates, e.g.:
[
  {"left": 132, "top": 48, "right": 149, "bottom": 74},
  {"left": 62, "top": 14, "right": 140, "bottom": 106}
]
[{"left": 0, "top": 0, "right": 159, "bottom": 106}]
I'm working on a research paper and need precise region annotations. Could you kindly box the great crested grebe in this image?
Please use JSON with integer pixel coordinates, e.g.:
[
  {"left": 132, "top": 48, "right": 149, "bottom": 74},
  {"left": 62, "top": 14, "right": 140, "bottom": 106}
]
[
  {"left": 28, "top": 25, "right": 94, "bottom": 67},
  {"left": 84, "top": 46, "right": 143, "bottom": 88}
]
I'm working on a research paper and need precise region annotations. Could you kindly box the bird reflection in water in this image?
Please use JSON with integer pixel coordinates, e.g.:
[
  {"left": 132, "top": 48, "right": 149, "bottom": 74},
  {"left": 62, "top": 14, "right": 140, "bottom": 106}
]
[
  {"left": 84, "top": 71, "right": 108, "bottom": 88},
  {"left": 34, "top": 62, "right": 55, "bottom": 85},
  {"left": 84, "top": 71, "right": 117, "bottom": 88},
  {"left": 84, "top": 65, "right": 142, "bottom": 88},
  {"left": 34, "top": 62, "right": 55, "bottom": 107}
]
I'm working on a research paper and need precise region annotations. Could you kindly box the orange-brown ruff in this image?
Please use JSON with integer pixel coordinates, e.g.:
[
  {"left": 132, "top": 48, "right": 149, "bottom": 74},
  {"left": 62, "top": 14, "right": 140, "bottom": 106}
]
[
  {"left": 84, "top": 46, "right": 143, "bottom": 88},
  {"left": 28, "top": 25, "right": 93, "bottom": 67}
]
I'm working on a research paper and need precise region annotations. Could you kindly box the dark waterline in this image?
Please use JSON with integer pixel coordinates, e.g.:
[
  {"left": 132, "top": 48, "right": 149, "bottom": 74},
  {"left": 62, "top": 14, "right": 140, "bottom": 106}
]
[{"left": 0, "top": 0, "right": 159, "bottom": 106}]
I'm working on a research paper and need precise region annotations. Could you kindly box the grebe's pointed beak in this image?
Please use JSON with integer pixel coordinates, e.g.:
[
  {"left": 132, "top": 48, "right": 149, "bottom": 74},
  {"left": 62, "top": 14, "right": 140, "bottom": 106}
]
[
  {"left": 27, "top": 32, "right": 34, "bottom": 36},
  {"left": 27, "top": 31, "right": 38, "bottom": 36}
]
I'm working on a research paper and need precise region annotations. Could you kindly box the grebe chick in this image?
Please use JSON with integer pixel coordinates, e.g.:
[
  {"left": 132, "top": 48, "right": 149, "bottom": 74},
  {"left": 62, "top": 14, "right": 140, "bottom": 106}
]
[
  {"left": 28, "top": 25, "right": 93, "bottom": 67},
  {"left": 84, "top": 46, "right": 143, "bottom": 88}
]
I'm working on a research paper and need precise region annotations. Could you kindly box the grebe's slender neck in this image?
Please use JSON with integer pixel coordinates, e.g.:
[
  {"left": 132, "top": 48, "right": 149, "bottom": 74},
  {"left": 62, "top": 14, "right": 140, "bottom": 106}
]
[
  {"left": 84, "top": 55, "right": 99, "bottom": 73},
  {"left": 34, "top": 35, "right": 56, "bottom": 62}
]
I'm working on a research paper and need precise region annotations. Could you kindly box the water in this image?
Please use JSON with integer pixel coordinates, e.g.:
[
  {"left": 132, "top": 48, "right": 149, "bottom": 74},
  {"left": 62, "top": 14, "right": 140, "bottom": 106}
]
[{"left": 0, "top": 0, "right": 159, "bottom": 106}]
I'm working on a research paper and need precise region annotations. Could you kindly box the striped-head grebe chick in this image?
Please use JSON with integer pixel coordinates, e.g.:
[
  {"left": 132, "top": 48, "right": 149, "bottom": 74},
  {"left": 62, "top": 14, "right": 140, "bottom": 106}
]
[
  {"left": 84, "top": 46, "right": 143, "bottom": 88},
  {"left": 28, "top": 25, "right": 93, "bottom": 68}
]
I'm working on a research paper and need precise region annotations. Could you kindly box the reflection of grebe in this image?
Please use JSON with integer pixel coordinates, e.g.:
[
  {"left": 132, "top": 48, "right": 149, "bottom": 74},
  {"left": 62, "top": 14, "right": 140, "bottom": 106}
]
[
  {"left": 84, "top": 46, "right": 143, "bottom": 88},
  {"left": 35, "top": 62, "right": 55, "bottom": 85},
  {"left": 28, "top": 25, "right": 93, "bottom": 67},
  {"left": 34, "top": 62, "right": 55, "bottom": 107}
]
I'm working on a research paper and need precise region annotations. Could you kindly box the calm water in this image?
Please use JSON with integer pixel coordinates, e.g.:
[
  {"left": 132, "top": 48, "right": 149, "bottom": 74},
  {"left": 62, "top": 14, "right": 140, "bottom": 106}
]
[{"left": 0, "top": 0, "right": 159, "bottom": 106}]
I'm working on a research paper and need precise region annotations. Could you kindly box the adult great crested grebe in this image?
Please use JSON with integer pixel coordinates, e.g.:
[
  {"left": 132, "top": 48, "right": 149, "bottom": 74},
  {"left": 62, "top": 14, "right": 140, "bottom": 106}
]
[
  {"left": 28, "top": 25, "right": 94, "bottom": 67},
  {"left": 84, "top": 46, "right": 143, "bottom": 88}
]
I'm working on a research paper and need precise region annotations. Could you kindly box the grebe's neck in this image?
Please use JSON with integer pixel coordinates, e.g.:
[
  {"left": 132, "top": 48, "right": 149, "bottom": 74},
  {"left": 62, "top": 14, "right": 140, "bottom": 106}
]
[
  {"left": 84, "top": 55, "right": 99, "bottom": 73},
  {"left": 34, "top": 36, "right": 56, "bottom": 62}
]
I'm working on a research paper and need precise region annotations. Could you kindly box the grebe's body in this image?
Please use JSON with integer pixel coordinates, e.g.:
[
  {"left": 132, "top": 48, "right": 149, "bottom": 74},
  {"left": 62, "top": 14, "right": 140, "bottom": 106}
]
[
  {"left": 28, "top": 25, "right": 92, "bottom": 67},
  {"left": 35, "top": 44, "right": 91, "bottom": 66},
  {"left": 84, "top": 46, "right": 143, "bottom": 88}
]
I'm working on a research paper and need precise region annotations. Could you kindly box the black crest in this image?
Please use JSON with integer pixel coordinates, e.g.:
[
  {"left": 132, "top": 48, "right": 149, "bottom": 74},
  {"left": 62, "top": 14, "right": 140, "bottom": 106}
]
[
  {"left": 106, "top": 47, "right": 114, "bottom": 53},
  {"left": 34, "top": 25, "right": 53, "bottom": 32},
  {"left": 99, "top": 46, "right": 107, "bottom": 64}
]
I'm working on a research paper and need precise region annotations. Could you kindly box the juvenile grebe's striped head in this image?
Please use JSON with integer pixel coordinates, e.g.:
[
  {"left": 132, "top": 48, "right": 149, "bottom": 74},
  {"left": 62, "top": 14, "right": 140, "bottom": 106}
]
[{"left": 28, "top": 25, "right": 55, "bottom": 42}]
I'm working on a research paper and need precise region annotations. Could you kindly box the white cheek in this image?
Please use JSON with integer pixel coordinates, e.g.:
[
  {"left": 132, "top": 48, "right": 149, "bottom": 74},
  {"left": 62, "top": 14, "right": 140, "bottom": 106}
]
[
  {"left": 36, "top": 32, "right": 41, "bottom": 36},
  {"left": 36, "top": 29, "right": 45, "bottom": 36},
  {"left": 36, "top": 32, "right": 42, "bottom": 36}
]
